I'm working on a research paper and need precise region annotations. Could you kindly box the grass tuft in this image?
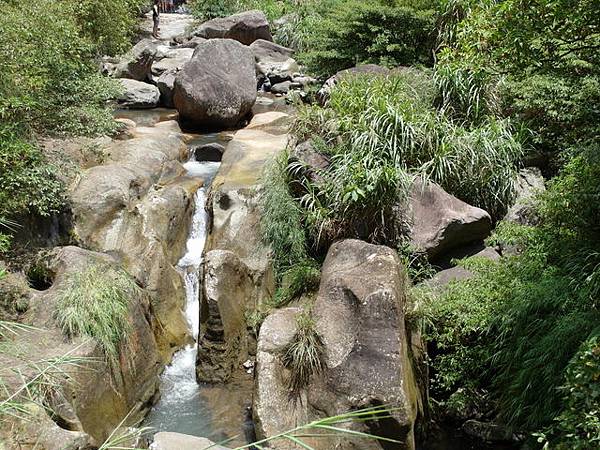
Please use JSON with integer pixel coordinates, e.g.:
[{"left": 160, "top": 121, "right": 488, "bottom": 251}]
[
  {"left": 280, "top": 310, "right": 326, "bottom": 399},
  {"left": 54, "top": 263, "right": 137, "bottom": 363}
]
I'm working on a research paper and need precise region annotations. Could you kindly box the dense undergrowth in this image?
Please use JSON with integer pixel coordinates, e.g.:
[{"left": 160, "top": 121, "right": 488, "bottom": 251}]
[
  {"left": 255, "top": 0, "right": 599, "bottom": 447},
  {"left": 0, "top": 0, "right": 144, "bottom": 252}
]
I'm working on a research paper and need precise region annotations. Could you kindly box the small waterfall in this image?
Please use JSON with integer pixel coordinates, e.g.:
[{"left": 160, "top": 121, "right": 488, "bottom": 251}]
[{"left": 144, "top": 152, "right": 222, "bottom": 434}]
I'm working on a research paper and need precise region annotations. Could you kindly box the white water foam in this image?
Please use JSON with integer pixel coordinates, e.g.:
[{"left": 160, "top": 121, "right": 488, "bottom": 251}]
[{"left": 144, "top": 156, "right": 221, "bottom": 433}]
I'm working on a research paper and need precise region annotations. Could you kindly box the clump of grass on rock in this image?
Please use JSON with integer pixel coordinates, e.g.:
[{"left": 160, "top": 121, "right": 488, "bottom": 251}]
[
  {"left": 280, "top": 310, "right": 326, "bottom": 399},
  {"left": 55, "top": 263, "right": 138, "bottom": 363}
]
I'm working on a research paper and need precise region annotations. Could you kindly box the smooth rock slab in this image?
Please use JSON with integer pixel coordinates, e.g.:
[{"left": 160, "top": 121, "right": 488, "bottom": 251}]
[
  {"left": 118, "top": 79, "right": 160, "bottom": 109},
  {"left": 151, "top": 432, "right": 230, "bottom": 450}
]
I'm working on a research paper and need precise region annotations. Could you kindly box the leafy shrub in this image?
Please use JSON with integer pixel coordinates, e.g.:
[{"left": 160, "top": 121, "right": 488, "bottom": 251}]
[
  {"left": 299, "top": 0, "right": 439, "bottom": 77},
  {"left": 437, "top": 0, "right": 599, "bottom": 165},
  {"left": 0, "top": 0, "right": 123, "bottom": 136},
  {"left": 280, "top": 310, "right": 326, "bottom": 398},
  {"left": 419, "top": 248, "right": 600, "bottom": 431},
  {"left": 69, "top": 0, "right": 147, "bottom": 56},
  {"left": 55, "top": 263, "right": 138, "bottom": 362},
  {"left": 0, "top": 125, "right": 64, "bottom": 221},
  {"left": 190, "top": 0, "right": 239, "bottom": 20},
  {"left": 291, "top": 70, "right": 522, "bottom": 243},
  {"left": 538, "top": 336, "right": 600, "bottom": 449}
]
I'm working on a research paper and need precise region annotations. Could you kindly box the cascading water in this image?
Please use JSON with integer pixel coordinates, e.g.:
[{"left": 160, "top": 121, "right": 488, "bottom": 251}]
[{"left": 144, "top": 151, "right": 223, "bottom": 436}]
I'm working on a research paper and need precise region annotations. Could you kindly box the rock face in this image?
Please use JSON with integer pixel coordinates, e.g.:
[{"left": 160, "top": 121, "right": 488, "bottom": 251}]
[
  {"left": 112, "top": 38, "right": 157, "bottom": 81},
  {"left": 255, "top": 239, "right": 422, "bottom": 450},
  {"left": 192, "top": 10, "right": 272, "bottom": 45},
  {"left": 196, "top": 112, "right": 290, "bottom": 382},
  {"left": 250, "top": 39, "right": 298, "bottom": 85},
  {"left": 152, "top": 433, "right": 230, "bottom": 450},
  {"left": 173, "top": 39, "right": 257, "bottom": 129},
  {"left": 71, "top": 123, "right": 196, "bottom": 357},
  {"left": 118, "top": 79, "right": 160, "bottom": 109},
  {"left": 409, "top": 179, "right": 492, "bottom": 260},
  {"left": 0, "top": 246, "right": 162, "bottom": 445},
  {"left": 505, "top": 167, "right": 545, "bottom": 225},
  {"left": 151, "top": 47, "right": 194, "bottom": 77},
  {"left": 157, "top": 71, "right": 177, "bottom": 108}
]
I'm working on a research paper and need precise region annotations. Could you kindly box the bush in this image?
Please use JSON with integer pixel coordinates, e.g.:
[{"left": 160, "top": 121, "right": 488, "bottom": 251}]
[
  {"left": 55, "top": 263, "right": 138, "bottom": 363},
  {"left": 0, "top": 125, "right": 64, "bottom": 221},
  {"left": 291, "top": 70, "right": 522, "bottom": 244},
  {"left": 538, "top": 336, "right": 600, "bottom": 449},
  {"left": 0, "top": 0, "right": 123, "bottom": 136},
  {"left": 299, "top": 0, "right": 439, "bottom": 77},
  {"left": 418, "top": 248, "right": 600, "bottom": 431}
]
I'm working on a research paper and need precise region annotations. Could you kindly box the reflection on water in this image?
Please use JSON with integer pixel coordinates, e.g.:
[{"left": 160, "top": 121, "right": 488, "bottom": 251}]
[{"left": 114, "top": 108, "right": 178, "bottom": 127}]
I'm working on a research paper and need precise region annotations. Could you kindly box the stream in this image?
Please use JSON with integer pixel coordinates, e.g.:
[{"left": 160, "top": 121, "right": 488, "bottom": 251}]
[{"left": 115, "top": 108, "right": 253, "bottom": 445}]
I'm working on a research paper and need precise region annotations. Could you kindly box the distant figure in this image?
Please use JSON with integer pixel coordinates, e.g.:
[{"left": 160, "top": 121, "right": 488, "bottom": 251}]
[{"left": 152, "top": 0, "right": 160, "bottom": 39}]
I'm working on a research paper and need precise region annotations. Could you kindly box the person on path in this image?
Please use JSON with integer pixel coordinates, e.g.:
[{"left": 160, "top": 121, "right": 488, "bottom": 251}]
[{"left": 152, "top": 0, "right": 160, "bottom": 39}]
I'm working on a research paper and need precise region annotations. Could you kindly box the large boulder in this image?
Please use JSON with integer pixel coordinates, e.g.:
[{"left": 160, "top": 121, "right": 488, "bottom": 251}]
[
  {"left": 250, "top": 39, "right": 299, "bottom": 85},
  {"left": 118, "top": 79, "right": 160, "bottom": 109},
  {"left": 0, "top": 246, "right": 162, "bottom": 444},
  {"left": 197, "top": 112, "right": 289, "bottom": 382},
  {"left": 112, "top": 38, "right": 157, "bottom": 81},
  {"left": 505, "top": 167, "right": 545, "bottom": 225},
  {"left": 173, "top": 39, "right": 257, "bottom": 129},
  {"left": 409, "top": 179, "right": 492, "bottom": 260},
  {"left": 71, "top": 124, "right": 196, "bottom": 357},
  {"left": 192, "top": 10, "right": 272, "bottom": 45},
  {"left": 255, "top": 239, "right": 422, "bottom": 450}
]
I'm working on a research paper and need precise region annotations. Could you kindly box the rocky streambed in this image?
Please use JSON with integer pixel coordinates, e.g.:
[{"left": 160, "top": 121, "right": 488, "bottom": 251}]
[{"left": 0, "top": 8, "right": 539, "bottom": 450}]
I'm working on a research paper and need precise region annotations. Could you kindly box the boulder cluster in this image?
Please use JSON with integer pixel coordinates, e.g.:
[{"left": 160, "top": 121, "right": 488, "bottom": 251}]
[{"left": 105, "top": 10, "right": 314, "bottom": 129}]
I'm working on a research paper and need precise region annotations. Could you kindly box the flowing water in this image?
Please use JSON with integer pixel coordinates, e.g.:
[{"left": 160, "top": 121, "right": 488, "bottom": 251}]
[{"left": 142, "top": 133, "right": 253, "bottom": 446}]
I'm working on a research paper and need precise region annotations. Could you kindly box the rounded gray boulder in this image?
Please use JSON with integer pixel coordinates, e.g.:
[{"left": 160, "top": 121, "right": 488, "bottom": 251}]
[{"left": 173, "top": 39, "right": 257, "bottom": 129}]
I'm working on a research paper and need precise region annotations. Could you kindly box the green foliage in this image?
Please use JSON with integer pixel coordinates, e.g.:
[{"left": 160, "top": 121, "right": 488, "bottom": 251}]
[
  {"left": 279, "top": 310, "right": 326, "bottom": 398},
  {"left": 55, "top": 264, "right": 138, "bottom": 363},
  {"left": 0, "top": 126, "right": 64, "bottom": 222},
  {"left": 537, "top": 336, "right": 600, "bottom": 449},
  {"left": 190, "top": 0, "right": 239, "bottom": 20},
  {"left": 69, "top": 0, "right": 146, "bottom": 56},
  {"left": 419, "top": 249, "right": 600, "bottom": 431},
  {"left": 0, "top": 0, "right": 121, "bottom": 136},
  {"left": 437, "top": 0, "right": 599, "bottom": 164},
  {"left": 260, "top": 151, "right": 311, "bottom": 273},
  {"left": 299, "top": 0, "right": 439, "bottom": 77},
  {"left": 273, "top": 261, "right": 321, "bottom": 307},
  {"left": 292, "top": 70, "right": 522, "bottom": 238}
]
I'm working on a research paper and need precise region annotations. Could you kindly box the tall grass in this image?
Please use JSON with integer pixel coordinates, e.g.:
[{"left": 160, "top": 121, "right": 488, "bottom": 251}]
[
  {"left": 288, "top": 70, "right": 522, "bottom": 247},
  {"left": 55, "top": 263, "right": 138, "bottom": 364},
  {"left": 279, "top": 310, "right": 326, "bottom": 399}
]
